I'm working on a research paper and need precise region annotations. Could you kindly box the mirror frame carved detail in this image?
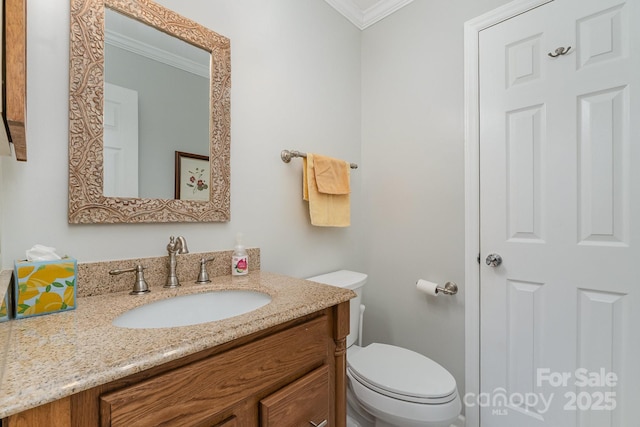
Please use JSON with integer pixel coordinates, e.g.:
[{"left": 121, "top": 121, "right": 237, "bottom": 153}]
[{"left": 69, "top": 0, "right": 230, "bottom": 223}]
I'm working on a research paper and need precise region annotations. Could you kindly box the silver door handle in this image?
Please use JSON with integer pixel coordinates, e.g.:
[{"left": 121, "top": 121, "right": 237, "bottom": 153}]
[
  {"left": 310, "top": 421, "right": 327, "bottom": 427},
  {"left": 486, "top": 254, "right": 503, "bottom": 267}
]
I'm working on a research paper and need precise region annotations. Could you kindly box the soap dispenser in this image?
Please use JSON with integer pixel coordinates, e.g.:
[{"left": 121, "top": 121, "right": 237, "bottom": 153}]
[{"left": 232, "top": 233, "right": 248, "bottom": 276}]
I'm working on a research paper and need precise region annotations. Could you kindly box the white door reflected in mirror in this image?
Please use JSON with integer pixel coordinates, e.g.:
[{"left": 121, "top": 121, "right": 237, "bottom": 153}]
[{"left": 104, "top": 83, "right": 139, "bottom": 198}]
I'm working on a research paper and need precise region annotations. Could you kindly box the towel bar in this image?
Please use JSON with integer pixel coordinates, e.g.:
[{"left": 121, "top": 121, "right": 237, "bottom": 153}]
[{"left": 281, "top": 149, "right": 358, "bottom": 169}]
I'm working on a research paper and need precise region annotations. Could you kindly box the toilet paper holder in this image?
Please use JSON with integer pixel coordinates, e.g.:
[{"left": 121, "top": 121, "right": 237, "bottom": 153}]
[
  {"left": 416, "top": 279, "right": 459, "bottom": 296},
  {"left": 437, "top": 281, "right": 458, "bottom": 295}
]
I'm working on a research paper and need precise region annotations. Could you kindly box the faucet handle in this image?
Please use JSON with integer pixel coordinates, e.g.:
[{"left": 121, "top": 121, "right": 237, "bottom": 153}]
[
  {"left": 109, "top": 264, "right": 150, "bottom": 295},
  {"left": 195, "top": 257, "right": 215, "bottom": 284}
]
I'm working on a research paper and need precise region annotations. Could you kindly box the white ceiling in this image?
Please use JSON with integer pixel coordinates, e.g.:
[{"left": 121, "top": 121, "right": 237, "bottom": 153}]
[{"left": 324, "top": 0, "right": 415, "bottom": 30}]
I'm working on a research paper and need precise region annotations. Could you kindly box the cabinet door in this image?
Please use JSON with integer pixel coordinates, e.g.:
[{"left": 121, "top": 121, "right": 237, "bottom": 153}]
[{"left": 260, "top": 365, "right": 329, "bottom": 427}]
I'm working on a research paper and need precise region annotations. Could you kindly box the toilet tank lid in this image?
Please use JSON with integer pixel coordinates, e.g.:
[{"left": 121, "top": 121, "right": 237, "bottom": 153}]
[{"left": 306, "top": 270, "right": 367, "bottom": 290}]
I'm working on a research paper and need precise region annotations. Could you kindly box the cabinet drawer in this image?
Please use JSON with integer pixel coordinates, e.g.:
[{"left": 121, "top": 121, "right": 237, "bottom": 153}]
[
  {"left": 100, "top": 316, "right": 328, "bottom": 427},
  {"left": 260, "top": 365, "right": 330, "bottom": 427}
]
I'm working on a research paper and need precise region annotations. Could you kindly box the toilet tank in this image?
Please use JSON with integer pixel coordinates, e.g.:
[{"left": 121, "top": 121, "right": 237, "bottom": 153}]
[{"left": 306, "top": 270, "right": 367, "bottom": 348}]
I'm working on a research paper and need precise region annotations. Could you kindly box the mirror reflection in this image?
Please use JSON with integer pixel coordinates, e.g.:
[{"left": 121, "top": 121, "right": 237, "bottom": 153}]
[{"left": 103, "top": 8, "right": 210, "bottom": 200}]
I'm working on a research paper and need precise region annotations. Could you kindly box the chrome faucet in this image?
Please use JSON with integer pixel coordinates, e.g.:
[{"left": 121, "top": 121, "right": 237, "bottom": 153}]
[{"left": 164, "top": 236, "right": 189, "bottom": 288}]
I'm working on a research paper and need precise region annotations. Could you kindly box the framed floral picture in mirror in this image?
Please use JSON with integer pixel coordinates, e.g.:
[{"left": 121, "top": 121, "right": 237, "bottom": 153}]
[{"left": 175, "top": 151, "right": 210, "bottom": 201}]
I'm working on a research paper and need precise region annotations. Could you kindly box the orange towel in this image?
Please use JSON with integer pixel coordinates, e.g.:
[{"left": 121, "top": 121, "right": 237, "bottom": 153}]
[
  {"left": 303, "top": 154, "right": 350, "bottom": 227},
  {"left": 313, "top": 154, "right": 350, "bottom": 195}
]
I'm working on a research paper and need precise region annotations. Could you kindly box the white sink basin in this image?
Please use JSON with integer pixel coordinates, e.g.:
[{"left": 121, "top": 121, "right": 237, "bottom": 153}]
[{"left": 113, "top": 290, "right": 272, "bottom": 329}]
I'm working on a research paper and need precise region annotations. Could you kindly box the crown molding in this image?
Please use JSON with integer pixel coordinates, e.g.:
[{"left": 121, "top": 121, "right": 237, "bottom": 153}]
[
  {"left": 105, "top": 29, "right": 209, "bottom": 78},
  {"left": 324, "top": 0, "right": 364, "bottom": 28},
  {"left": 324, "top": 0, "right": 414, "bottom": 30}
]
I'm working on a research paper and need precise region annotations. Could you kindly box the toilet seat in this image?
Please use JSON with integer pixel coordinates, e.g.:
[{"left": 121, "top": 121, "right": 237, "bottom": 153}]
[{"left": 347, "top": 343, "right": 458, "bottom": 404}]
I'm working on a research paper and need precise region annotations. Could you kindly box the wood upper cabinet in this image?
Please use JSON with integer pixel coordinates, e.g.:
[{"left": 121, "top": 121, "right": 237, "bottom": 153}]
[
  {"left": 4, "top": 303, "right": 350, "bottom": 427},
  {"left": 4, "top": 0, "right": 27, "bottom": 161}
]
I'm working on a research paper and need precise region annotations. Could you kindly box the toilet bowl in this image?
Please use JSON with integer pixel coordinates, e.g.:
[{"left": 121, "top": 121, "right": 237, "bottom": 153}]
[{"left": 306, "top": 270, "right": 462, "bottom": 427}]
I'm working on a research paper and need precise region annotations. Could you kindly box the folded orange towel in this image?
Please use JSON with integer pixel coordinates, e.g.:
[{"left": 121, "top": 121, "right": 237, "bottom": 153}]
[
  {"left": 313, "top": 154, "right": 350, "bottom": 195},
  {"left": 303, "top": 154, "right": 350, "bottom": 227}
]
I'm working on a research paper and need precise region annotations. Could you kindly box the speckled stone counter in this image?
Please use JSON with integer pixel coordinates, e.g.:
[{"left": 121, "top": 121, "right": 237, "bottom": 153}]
[
  {"left": 0, "top": 269, "right": 12, "bottom": 402},
  {"left": 0, "top": 270, "right": 354, "bottom": 418}
]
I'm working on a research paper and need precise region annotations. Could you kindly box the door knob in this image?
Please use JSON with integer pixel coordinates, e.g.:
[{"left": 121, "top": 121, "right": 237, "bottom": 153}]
[{"left": 486, "top": 253, "right": 503, "bottom": 267}]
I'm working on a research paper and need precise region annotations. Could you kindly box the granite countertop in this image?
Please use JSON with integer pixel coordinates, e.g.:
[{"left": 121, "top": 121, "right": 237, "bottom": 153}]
[
  {"left": 0, "top": 269, "right": 12, "bottom": 408},
  {"left": 0, "top": 271, "right": 354, "bottom": 418}
]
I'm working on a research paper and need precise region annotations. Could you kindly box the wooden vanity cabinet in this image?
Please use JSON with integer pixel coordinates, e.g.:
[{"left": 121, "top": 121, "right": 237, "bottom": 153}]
[{"left": 4, "top": 303, "right": 350, "bottom": 427}]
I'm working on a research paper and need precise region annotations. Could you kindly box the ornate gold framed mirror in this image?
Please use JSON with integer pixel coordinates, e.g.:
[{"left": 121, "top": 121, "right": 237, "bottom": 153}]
[{"left": 68, "top": 0, "right": 230, "bottom": 223}]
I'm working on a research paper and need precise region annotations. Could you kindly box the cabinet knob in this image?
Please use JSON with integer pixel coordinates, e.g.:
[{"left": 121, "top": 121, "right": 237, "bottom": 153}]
[{"left": 310, "top": 421, "right": 327, "bottom": 427}]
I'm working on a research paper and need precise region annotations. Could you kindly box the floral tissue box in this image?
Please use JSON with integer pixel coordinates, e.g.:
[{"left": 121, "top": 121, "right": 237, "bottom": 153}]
[
  {"left": 13, "top": 257, "right": 77, "bottom": 319},
  {"left": 0, "top": 287, "right": 9, "bottom": 322}
]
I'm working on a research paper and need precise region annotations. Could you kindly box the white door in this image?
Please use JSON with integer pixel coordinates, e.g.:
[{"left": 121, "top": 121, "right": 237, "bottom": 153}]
[
  {"left": 479, "top": 0, "right": 639, "bottom": 425},
  {"left": 103, "top": 82, "right": 139, "bottom": 198}
]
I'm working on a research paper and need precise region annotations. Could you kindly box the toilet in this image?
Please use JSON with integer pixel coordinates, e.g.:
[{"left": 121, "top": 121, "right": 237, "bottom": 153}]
[{"left": 307, "top": 270, "right": 462, "bottom": 427}]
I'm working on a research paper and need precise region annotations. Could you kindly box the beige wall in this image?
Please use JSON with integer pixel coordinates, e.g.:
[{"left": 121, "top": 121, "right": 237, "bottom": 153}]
[{"left": 360, "top": 0, "right": 510, "bottom": 400}]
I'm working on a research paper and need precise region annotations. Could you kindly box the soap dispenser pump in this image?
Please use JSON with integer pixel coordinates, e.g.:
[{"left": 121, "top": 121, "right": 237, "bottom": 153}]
[{"left": 232, "top": 233, "right": 248, "bottom": 276}]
